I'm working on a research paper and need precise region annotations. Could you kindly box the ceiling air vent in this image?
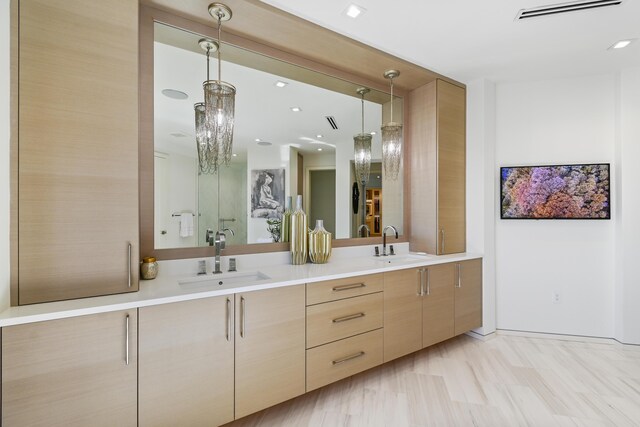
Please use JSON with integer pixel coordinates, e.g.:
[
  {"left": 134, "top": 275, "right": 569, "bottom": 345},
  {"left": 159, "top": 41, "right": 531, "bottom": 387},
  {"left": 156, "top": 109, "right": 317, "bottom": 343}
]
[
  {"left": 325, "top": 116, "right": 339, "bottom": 130},
  {"left": 516, "top": 0, "right": 623, "bottom": 20}
]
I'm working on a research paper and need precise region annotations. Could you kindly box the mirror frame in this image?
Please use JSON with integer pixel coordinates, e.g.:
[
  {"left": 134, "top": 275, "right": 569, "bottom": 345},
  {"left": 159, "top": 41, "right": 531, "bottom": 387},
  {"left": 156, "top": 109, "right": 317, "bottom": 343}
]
[{"left": 140, "top": 5, "right": 412, "bottom": 259}]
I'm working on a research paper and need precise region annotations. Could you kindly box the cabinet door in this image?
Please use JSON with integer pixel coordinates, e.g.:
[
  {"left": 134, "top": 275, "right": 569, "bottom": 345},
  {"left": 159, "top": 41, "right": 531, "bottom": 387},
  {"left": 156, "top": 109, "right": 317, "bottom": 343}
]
[
  {"left": 423, "top": 263, "right": 455, "bottom": 347},
  {"left": 235, "top": 285, "right": 306, "bottom": 419},
  {"left": 17, "top": 0, "right": 139, "bottom": 304},
  {"left": 454, "top": 259, "right": 483, "bottom": 335},
  {"left": 383, "top": 268, "right": 423, "bottom": 362},
  {"left": 139, "top": 297, "right": 234, "bottom": 426},
  {"left": 2, "top": 310, "right": 137, "bottom": 426},
  {"left": 437, "top": 80, "right": 466, "bottom": 255}
]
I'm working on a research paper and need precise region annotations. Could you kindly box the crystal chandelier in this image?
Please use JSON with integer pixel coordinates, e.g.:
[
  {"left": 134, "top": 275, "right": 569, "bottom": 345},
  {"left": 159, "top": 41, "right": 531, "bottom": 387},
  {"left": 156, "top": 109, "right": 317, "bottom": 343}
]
[
  {"left": 354, "top": 87, "right": 372, "bottom": 185},
  {"left": 381, "top": 70, "right": 402, "bottom": 180},
  {"left": 195, "top": 3, "right": 236, "bottom": 174}
]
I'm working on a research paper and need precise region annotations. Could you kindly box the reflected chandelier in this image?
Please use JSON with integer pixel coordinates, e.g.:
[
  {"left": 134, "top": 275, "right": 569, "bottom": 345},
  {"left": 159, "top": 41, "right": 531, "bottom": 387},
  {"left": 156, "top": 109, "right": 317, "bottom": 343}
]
[
  {"left": 381, "top": 70, "right": 402, "bottom": 180},
  {"left": 194, "top": 3, "right": 236, "bottom": 174},
  {"left": 354, "top": 87, "right": 372, "bottom": 185}
]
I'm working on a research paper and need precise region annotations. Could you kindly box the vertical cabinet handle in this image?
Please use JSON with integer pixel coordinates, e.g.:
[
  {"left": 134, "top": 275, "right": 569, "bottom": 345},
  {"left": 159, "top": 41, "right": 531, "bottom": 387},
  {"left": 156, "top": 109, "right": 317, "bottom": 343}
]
[
  {"left": 125, "top": 314, "right": 130, "bottom": 366},
  {"left": 426, "top": 268, "right": 431, "bottom": 296},
  {"left": 440, "top": 229, "right": 445, "bottom": 254},
  {"left": 418, "top": 269, "right": 424, "bottom": 296},
  {"left": 456, "top": 263, "right": 462, "bottom": 288},
  {"left": 127, "top": 243, "right": 132, "bottom": 288},
  {"left": 240, "top": 296, "right": 246, "bottom": 338},
  {"left": 226, "top": 297, "right": 231, "bottom": 341}
]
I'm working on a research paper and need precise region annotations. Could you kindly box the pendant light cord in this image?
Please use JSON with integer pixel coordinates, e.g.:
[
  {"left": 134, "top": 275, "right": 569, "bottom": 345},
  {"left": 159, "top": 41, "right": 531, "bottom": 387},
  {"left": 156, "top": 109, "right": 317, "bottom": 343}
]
[
  {"left": 206, "top": 46, "right": 211, "bottom": 81},
  {"left": 217, "top": 14, "right": 222, "bottom": 82},
  {"left": 389, "top": 76, "right": 394, "bottom": 122},
  {"left": 361, "top": 93, "right": 365, "bottom": 135}
]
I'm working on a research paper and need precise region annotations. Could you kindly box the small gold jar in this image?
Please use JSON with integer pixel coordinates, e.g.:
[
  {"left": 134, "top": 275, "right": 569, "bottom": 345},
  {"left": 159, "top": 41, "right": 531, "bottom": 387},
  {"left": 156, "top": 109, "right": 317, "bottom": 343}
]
[{"left": 140, "top": 257, "right": 158, "bottom": 280}]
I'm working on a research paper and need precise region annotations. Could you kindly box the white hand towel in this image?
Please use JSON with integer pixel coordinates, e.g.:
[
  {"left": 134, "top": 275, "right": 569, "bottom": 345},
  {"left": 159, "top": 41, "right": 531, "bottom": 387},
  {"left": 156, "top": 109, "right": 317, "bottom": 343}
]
[{"left": 179, "top": 213, "right": 193, "bottom": 237}]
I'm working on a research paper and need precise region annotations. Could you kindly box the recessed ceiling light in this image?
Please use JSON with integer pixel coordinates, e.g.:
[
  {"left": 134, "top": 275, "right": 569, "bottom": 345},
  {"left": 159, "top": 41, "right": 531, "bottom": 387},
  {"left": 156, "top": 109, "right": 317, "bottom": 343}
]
[
  {"left": 232, "top": 153, "right": 237, "bottom": 157},
  {"left": 161, "top": 88, "right": 188, "bottom": 100},
  {"left": 169, "top": 132, "right": 188, "bottom": 138},
  {"left": 609, "top": 39, "right": 635, "bottom": 50},
  {"left": 370, "top": 131, "right": 376, "bottom": 135},
  {"left": 317, "top": 148, "right": 323, "bottom": 151},
  {"left": 290, "top": 107, "right": 302, "bottom": 112},
  {"left": 255, "top": 138, "right": 261, "bottom": 142},
  {"left": 275, "top": 80, "right": 288, "bottom": 88},
  {"left": 257, "top": 140, "right": 272, "bottom": 146},
  {"left": 344, "top": 3, "right": 366, "bottom": 19},
  {"left": 316, "top": 134, "right": 323, "bottom": 138}
]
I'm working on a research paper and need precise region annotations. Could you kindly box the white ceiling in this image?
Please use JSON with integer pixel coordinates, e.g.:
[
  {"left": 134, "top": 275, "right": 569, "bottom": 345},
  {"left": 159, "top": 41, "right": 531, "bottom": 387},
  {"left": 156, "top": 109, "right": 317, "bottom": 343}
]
[
  {"left": 154, "top": 40, "right": 383, "bottom": 160},
  {"left": 262, "top": 0, "right": 640, "bottom": 83}
]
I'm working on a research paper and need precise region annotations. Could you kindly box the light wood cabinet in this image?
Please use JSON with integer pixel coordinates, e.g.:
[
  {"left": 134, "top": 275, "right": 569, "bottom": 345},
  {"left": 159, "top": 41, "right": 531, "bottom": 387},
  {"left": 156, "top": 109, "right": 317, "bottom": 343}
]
[
  {"left": 235, "top": 285, "right": 306, "bottom": 419},
  {"left": 307, "top": 329, "right": 383, "bottom": 391},
  {"left": 15, "top": 0, "right": 139, "bottom": 304},
  {"left": 307, "top": 274, "right": 382, "bottom": 305},
  {"left": 2, "top": 310, "right": 137, "bottom": 426},
  {"left": 383, "top": 268, "right": 423, "bottom": 362},
  {"left": 306, "top": 291, "right": 383, "bottom": 348},
  {"left": 423, "top": 263, "right": 455, "bottom": 347},
  {"left": 454, "top": 259, "right": 483, "bottom": 335},
  {"left": 409, "top": 79, "right": 466, "bottom": 255},
  {"left": 139, "top": 296, "right": 234, "bottom": 427},
  {"left": 384, "top": 260, "right": 480, "bottom": 361}
]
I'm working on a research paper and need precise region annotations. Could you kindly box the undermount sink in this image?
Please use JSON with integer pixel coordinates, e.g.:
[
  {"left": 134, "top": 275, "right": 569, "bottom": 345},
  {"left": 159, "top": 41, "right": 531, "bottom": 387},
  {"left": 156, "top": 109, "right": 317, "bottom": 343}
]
[
  {"left": 179, "top": 271, "right": 270, "bottom": 288},
  {"left": 375, "top": 254, "right": 430, "bottom": 265}
]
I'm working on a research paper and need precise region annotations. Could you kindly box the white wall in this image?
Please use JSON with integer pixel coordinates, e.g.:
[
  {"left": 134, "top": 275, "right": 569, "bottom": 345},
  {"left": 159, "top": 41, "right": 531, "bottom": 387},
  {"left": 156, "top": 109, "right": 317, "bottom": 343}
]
[
  {"left": 0, "top": 0, "right": 11, "bottom": 310},
  {"left": 494, "top": 74, "right": 616, "bottom": 338},
  {"left": 615, "top": 67, "right": 640, "bottom": 344},
  {"left": 466, "top": 79, "right": 497, "bottom": 335}
]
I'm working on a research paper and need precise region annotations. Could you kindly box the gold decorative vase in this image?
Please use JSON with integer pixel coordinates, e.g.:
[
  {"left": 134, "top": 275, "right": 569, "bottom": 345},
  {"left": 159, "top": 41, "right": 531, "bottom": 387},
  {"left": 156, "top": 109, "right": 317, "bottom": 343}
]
[
  {"left": 309, "top": 220, "right": 332, "bottom": 264},
  {"left": 281, "top": 196, "right": 292, "bottom": 243},
  {"left": 290, "top": 195, "right": 308, "bottom": 265}
]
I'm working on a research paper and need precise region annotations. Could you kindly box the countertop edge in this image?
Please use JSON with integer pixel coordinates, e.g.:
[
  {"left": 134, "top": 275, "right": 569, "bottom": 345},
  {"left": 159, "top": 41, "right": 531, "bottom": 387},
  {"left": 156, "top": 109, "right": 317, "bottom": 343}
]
[{"left": 0, "top": 253, "right": 483, "bottom": 327}]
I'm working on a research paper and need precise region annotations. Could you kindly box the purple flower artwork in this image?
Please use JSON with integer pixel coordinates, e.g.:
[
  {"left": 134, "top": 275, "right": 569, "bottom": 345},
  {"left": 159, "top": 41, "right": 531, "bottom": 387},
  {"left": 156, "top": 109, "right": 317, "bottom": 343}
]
[{"left": 501, "top": 164, "right": 610, "bottom": 219}]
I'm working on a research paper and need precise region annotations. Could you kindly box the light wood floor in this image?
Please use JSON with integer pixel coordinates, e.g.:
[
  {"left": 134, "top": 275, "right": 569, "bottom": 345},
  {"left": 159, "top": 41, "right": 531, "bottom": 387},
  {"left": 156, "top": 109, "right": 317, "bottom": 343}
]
[{"left": 224, "top": 334, "right": 640, "bottom": 427}]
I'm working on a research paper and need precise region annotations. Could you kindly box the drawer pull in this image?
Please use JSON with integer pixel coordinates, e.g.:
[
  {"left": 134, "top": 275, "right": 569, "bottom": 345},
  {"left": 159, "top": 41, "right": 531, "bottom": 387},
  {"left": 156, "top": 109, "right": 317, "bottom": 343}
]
[
  {"left": 332, "top": 283, "right": 365, "bottom": 292},
  {"left": 332, "top": 312, "right": 365, "bottom": 323},
  {"left": 332, "top": 351, "right": 365, "bottom": 365}
]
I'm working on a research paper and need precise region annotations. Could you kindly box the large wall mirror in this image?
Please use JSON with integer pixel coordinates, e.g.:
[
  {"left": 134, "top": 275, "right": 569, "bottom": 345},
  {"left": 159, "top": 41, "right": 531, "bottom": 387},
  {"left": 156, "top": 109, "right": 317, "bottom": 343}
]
[{"left": 151, "top": 20, "right": 404, "bottom": 252}]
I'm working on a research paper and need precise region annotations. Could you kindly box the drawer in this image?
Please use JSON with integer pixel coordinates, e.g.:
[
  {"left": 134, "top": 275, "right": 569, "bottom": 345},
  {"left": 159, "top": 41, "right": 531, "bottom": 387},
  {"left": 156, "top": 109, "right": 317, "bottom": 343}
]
[
  {"left": 306, "top": 329, "right": 383, "bottom": 391},
  {"left": 307, "top": 274, "right": 383, "bottom": 305},
  {"left": 306, "top": 292, "right": 383, "bottom": 348}
]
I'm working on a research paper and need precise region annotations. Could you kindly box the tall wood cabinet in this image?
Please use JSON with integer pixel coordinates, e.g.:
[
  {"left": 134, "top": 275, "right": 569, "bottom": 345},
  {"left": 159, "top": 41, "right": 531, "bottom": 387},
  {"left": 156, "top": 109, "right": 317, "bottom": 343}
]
[
  {"left": 409, "top": 79, "right": 466, "bottom": 255},
  {"left": 2, "top": 310, "right": 137, "bottom": 426},
  {"left": 235, "top": 285, "right": 306, "bottom": 419},
  {"left": 14, "top": 0, "right": 139, "bottom": 304},
  {"left": 139, "top": 297, "right": 234, "bottom": 426}
]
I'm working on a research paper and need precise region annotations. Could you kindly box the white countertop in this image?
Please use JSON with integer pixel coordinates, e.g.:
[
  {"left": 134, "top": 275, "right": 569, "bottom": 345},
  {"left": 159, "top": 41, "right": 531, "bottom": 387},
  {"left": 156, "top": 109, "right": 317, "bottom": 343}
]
[{"left": 0, "top": 244, "right": 482, "bottom": 327}]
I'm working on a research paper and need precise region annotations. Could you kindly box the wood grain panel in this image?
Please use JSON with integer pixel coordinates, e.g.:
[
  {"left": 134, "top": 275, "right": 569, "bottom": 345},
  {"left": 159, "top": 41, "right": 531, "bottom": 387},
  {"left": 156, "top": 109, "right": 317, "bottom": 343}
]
[
  {"left": 139, "top": 297, "right": 234, "bottom": 427},
  {"left": 437, "top": 80, "right": 466, "bottom": 255},
  {"left": 423, "top": 263, "right": 455, "bottom": 347},
  {"left": 235, "top": 285, "right": 306, "bottom": 419},
  {"left": 455, "top": 259, "right": 483, "bottom": 335},
  {"left": 306, "top": 292, "right": 383, "bottom": 349},
  {"left": 17, "top": 0, "right": 139, "bottom": 304},
  {"left": 408, "top": 82, "right": 438, "bottom": 254},
  {"left": 383, "top": 268, "right": 423, "bottom": 362},
  {"left": 9, "top": 0, "right": 19, "bottom": 307},
  {"left": 2, "top": 310, "right": 137, "bottom": 426},
  {"left": 306, "top": 329, "right": 383, "bottom": 392},
  {"left": 307, "top": 274, "right": 383, "bottom": 305}
]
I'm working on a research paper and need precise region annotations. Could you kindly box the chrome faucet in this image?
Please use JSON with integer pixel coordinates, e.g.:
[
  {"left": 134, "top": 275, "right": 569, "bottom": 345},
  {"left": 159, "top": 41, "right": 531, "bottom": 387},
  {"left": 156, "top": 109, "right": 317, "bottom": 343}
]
[
  {"left": 357, "top": 224, "right": 370, "bottom": 237},
  {"left": 208, "top": 228, "right": 235, "bottom": 274},
  {"left": 382, "top": 225, "right": 398, "bottom": 256}
]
